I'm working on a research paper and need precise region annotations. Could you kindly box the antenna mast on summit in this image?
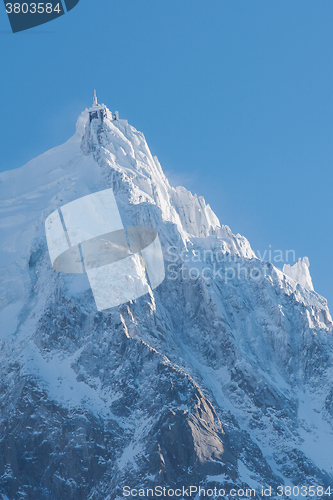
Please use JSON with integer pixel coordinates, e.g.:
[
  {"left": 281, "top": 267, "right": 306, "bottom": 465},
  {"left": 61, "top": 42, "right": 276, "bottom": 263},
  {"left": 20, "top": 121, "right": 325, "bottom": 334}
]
[{"left": 93, "top": 90, "right": 98, "bottom": 106}]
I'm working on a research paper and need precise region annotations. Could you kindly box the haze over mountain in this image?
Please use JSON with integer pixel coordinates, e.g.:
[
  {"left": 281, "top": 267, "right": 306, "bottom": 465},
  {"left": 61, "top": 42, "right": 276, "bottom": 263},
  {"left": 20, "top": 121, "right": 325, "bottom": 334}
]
[{"left": 0, "top": 97, "right": 332, "bottom": 499}]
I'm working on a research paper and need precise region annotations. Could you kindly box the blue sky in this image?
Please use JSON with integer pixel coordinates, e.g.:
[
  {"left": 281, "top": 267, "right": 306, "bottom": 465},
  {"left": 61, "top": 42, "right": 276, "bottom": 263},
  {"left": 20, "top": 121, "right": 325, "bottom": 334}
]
[{"left": 0, "top": 0, "right": 332, "bottom": 308}]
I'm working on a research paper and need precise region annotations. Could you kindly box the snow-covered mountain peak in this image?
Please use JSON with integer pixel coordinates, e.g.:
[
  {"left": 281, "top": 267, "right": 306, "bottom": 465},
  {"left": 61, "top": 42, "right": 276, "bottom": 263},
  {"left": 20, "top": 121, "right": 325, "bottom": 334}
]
[
  {"left": 283, "top": 256, "right": 314, "bottom": 291},
  {"left": 75, "top": 101, "right": 255, "bottom": 256},
  {"left": 1, "top": 101, "right": 333, "bottom": 498}
]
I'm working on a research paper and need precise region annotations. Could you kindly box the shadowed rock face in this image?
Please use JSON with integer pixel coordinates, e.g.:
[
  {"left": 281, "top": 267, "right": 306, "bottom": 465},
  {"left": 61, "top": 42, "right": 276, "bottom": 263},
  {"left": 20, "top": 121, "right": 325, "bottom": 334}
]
[
  {"left": 0, "top": 105, "right": 333, "bottom": 499},
  {"left": 0, "top": 324, "right": 237, "bottom": 500}
]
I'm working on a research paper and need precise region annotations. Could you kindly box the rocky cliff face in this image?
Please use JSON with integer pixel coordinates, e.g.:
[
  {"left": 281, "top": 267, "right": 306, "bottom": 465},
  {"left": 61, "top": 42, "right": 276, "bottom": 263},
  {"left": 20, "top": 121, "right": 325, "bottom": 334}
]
[{"left": 0, "top": 103, "right": 332, "bottom": 500}]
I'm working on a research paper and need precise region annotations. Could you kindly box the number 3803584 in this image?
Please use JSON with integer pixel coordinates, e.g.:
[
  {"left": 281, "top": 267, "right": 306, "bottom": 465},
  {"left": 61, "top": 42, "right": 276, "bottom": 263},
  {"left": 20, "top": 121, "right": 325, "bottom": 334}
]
[{"left": 5, "top": 3, "right": 61, "bottom": 14}]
